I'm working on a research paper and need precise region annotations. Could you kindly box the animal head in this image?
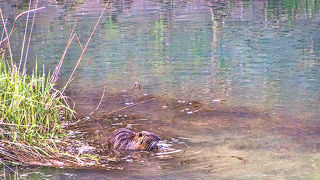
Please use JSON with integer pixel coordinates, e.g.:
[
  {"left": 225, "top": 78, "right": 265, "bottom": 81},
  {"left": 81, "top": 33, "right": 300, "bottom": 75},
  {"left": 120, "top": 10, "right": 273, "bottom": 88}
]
[
  {"left": 107, "top": 128, "right": 160, "bottom": 151},
  {"left": 133, "top": 131, "right": 161, "bottom": 151}
]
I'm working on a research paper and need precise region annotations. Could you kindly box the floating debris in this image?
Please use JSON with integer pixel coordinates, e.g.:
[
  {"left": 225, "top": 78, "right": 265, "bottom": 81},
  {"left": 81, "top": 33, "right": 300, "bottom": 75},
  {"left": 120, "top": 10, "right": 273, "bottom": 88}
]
[
  {"left": 156, "top": 149, "right": 182, "bottom": 156},
  {"left": 139, "top": 118, "right": 149, "bottom": 121},
  {"left": 83, "top": 116, "right": 90, "bottom": 120},
  {"left": 212, "top": 99, "right": 221, "bottom": 102},
  {"left": 178, "top": 137, "right": 191, "bottom": 140}
]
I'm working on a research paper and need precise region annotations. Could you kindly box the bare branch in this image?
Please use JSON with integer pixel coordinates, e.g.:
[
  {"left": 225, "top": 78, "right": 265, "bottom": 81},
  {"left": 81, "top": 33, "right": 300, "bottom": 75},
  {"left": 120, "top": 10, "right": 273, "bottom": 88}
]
[
  {"left": 61, "top": 0, "right": 111, "bottom": 94},
  {"left": 50, "top": 19, "right": 78, "bottom": 84},
  {"left": 23, "top": 0, "right": 40, "bottom": 75},
  {"left": 18, "top": 0, "right": 32, "bottom": 73},
  {"left": 0, "top": 7, "right": 45, "bottom": 46},
  {"left": 89, "top": 86, "right": 106, "bottom": 116},
  {"left": 0, "top": 9, "right": 13, "bottom": 67}
]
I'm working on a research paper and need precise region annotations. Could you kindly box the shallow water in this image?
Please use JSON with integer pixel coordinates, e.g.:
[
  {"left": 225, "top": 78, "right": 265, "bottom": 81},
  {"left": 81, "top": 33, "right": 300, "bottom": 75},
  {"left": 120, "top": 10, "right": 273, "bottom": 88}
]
[{"left": 1, "top": 0, "right": 320, "bottom": 179}]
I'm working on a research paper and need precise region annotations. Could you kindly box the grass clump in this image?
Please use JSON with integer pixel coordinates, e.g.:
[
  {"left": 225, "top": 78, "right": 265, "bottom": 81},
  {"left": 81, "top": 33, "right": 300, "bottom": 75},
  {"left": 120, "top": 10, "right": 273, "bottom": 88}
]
[
  {"left": 0, "top": 57, "right": 73, "bottom": 145},
  {"left": 0, "top": 0, "right": 111, "bottom": 168}
]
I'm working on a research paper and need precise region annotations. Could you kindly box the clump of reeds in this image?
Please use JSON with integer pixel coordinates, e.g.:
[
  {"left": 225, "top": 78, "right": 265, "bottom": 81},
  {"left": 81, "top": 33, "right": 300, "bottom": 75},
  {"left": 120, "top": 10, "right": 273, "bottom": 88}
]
[
  {"left": 0, "top": 57, "right": 73, "bottom": 145},
  {"left": 0, "top": 0, "right": 111, "bottom": 169}
]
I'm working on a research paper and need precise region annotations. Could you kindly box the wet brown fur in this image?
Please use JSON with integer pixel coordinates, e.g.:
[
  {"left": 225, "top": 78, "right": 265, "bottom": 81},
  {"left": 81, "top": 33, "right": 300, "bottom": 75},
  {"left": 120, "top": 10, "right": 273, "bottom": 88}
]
[{"left": 107, "top": 128, "right": 160, "bottom": 151}]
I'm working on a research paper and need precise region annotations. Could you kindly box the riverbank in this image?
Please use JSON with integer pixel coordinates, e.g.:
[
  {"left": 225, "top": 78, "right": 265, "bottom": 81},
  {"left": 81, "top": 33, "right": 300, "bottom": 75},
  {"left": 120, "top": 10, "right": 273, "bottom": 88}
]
[
  {"left": 0, "top": 0, "right": 112, "bottom": 171},
  {"left": 0, "top": 57, "right": 109, "bottom": 169}
]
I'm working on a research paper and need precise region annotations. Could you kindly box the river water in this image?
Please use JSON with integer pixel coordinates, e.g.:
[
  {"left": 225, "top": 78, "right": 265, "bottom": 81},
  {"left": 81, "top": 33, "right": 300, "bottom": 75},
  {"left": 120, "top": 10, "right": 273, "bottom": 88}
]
[{"left": 1, "top": 0, "right": 320, "bottom": 179}]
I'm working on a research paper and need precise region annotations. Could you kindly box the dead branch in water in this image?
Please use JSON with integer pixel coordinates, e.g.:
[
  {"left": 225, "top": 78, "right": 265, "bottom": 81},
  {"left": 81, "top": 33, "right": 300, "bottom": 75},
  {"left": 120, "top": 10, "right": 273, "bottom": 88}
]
[
  {"left": 216, "top": 155, "right": 248, "bottom": 163},
  {"left": 61, "top": 0, "right": 111, "bottom": 94},
  {"left": 23, "top": 0, "right": 39, "bottom": 75},
  {"left": 0, "top": 7, "right": 45, "bottom": 47},
  {"left": 0, "top": 9, "right": 13, "bottom": 67},
  {"left": 50, "top": 20, "right": 78, "bottom": 84},
  {"left": 49, "top": 0, "right": 111, "bottom": 110},
  {"left": 89, "top": 86, "right": 107, "bottom": 117},
  {"left": 18, "top": 0, "right": 33, "bottom": 73},
  {"left": 75, "top": 33, "right": 84, "bottom": 51}
]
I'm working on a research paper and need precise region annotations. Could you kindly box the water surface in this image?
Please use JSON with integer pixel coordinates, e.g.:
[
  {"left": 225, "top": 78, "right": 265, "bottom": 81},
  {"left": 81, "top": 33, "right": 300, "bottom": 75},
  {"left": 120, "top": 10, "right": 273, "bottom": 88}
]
[{"left": 1, "top": 0, "right": 320, "bottom": 179}]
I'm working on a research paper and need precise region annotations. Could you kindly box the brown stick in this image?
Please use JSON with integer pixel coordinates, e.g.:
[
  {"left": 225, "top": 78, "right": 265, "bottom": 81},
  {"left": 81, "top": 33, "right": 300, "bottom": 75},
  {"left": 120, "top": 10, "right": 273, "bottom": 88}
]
[
  {"left": 0, "top": 19, "right": 5, "bottom": 41},
  {"left": 216, "top": 155, "right": 248, "bottom": 163},
  {"left": 77, "top": 96, "right": 155, "bottom": 124},
  {"left": 0, "top": 7, "right": 45, "bottom": 46},
  {"left": 0, "top": 9, "right": 13, "bottom": 67},
  {"left": 61, "top": 0, "right": 111, "bottom": 94},
  {"left": 89, "top": 86, "right": 107, "bottom": 116},
  {"left": 18, "top": 0, "right": 32, "bottom": 73},
  {"left": 50, "top": 19, "right": 78, "bottom": 84},
  {"left": 23, "top": 0, "right": 39, "bottom": 75},
  {"left": 75, "top": 33, "right": 84, "bottom": 51}
]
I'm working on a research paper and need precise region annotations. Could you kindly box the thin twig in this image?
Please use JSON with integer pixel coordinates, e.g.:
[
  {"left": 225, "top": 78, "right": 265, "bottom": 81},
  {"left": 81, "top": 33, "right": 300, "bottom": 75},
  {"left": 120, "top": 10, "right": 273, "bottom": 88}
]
[
  {"left": 18, "top": 0, "right": 32, "bottom": 73},
  {"left": 0, "top": 7, "right": 45, "bottom": 46},
  {"left": 75, "top": 33, "right": 84, "bottom": 51},
  {"left": 0, "top": 19, "right": 6, "bottom": 57},
  {"left": 0, "top": 123, "right": 42, "bottom": 127},
  {"left": 0, "top": 19, "right": 5, "bottom": 41},
  {"left": 76, "top": 96, "right": 155, "bottom": 124},
  {"left": 0, "top": 146, "right": 18, "bottom": 160},
  {"left": 89, "top": 86, "right": 106, "bottom": 116},
  {"left": 47, "top": 28, "right": 77, "bottom": 109},
  {"left": 0, "top": 158, "right": 16, "bottom": 172},
  {"left": 61, "top": 0, "right": 111, "bottom": 94},
  {"left": 23, "top": 0, "right": 39, "bottom": 75},
  {"left": 0, "top": 9, "right": 14, "bottom": 67},
  {"left": 50, "top": 19, "right": 78, "bottom": 84},
  {"left": 50, "top": 33, "right": 76, "bottom": 84},
  {"left": 216, "top": 155, "right": 248, "bottom": 163}
]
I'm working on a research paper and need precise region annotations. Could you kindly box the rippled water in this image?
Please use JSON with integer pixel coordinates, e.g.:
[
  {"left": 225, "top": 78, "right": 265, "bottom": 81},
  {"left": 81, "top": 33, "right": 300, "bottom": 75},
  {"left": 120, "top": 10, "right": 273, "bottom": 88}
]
[{"left": 1, "top": 0, "right": 320, "bottom": 179}]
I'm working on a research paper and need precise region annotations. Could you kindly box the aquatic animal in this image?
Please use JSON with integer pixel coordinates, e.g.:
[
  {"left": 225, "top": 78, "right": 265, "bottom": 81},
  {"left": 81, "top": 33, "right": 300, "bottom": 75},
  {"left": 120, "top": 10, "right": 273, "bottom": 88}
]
[{"left": 107, "top": 128, "right": 160, "bottom": 151}]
